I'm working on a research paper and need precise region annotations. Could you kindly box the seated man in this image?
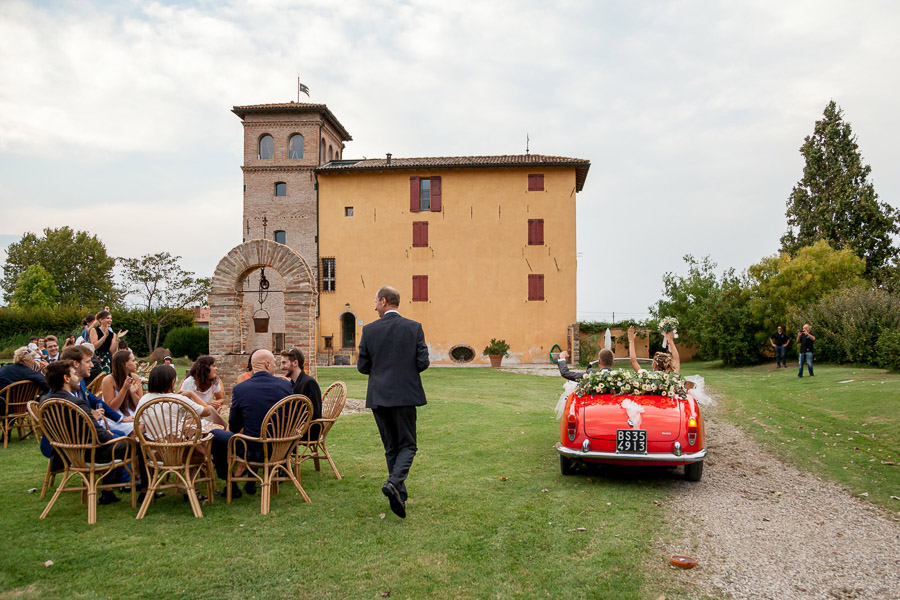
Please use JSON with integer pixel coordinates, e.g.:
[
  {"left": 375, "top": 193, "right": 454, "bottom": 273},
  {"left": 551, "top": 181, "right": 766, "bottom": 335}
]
[
  {"left": 556, "top": 348, "right": 614, "bottom": 381},
  {"left": 38, "top": 361, "right": 129, "bottom": 505},
  {"left": 280, "top": 348, "right": 322, "bottom": 439},
  {"left": 0, "top": 346, "right": 50, "bottom": 414},
  {"left": 210, "top": 350, "right": 293, "bottom": 499},
  {"left": 79, "top": 342, "right": 104, "bottom": 386},
  {"left": 60, "top": 345, "right": 133, "bottom": 436},
  {"left": 44, "top": 336, "right": 61, "bottom": 363}
]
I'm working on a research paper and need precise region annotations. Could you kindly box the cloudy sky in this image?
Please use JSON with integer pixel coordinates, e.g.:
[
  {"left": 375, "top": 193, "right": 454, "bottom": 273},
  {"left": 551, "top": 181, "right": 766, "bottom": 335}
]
[{"left": 1, "top": 0, "right": 898, "bottom": 319}]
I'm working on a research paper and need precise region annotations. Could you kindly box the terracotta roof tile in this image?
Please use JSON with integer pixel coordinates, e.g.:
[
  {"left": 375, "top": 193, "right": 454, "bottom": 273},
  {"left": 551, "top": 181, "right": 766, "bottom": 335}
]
[{"left": 318, "top": 154, "right": 591, "bottom": 191}]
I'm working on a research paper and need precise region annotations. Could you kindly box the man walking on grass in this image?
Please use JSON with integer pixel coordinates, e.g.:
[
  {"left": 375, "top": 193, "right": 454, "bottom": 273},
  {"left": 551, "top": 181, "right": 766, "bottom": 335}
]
[{"left": 357, "top": 285, "right": 429, "bottom": 518}]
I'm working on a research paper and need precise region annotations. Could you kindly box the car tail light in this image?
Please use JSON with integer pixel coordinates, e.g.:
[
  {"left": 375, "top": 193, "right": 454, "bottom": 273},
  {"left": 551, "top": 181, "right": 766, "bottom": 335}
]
[
  {"left": 567, "top": 414, "right": 577, "bottom": 441},
  {"left": 687, "top": 417, "right": 698, "bottom": 446}
]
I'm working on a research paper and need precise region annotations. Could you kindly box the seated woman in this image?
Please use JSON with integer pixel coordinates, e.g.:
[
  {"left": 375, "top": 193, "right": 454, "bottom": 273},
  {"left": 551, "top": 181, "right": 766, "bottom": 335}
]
[
  {"left": 627, "top": 325, "right": 680, "bottom": 375},
  {"left": 179, "top": 356, "right": 224, "bottom": 413},
  {"left": 235, "top": 349, "right": 259, "bottom": 385},
  {"left": 101, "top": 350, "right": 144, "bottom": 419},
  {"left": 556, "top": 348, "right": 614, "bottom": 381},
  {"left": 139, "top": 365, "right": 224, "bottom": 431}
]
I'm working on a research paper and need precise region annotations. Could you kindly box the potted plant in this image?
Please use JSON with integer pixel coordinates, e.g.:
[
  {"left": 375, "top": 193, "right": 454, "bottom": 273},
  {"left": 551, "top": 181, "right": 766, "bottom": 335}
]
[{"left": 483, "top": 338, "right": 510, "bottom": 367}]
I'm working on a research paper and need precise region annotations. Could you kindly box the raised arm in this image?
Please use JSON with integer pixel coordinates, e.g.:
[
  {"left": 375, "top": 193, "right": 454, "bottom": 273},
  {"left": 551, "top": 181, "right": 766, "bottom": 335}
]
[
  {"left": 556, "top": 350, "right": 584, "bottom": 381},
  {"left": 666, "top": 330, "right": 681, "bottom": 374},
  {"left": 627, "top": 325, "right": 640, "bottom": 372}
]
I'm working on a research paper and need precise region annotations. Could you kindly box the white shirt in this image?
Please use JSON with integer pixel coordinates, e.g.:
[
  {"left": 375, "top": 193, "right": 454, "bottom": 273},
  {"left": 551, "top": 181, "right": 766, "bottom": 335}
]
[
  {"left": 137, "top": 392, "right": 207, "bottom": 439},
  {"left": 179, "top": 376, "right": 221, "bottom": 404}
]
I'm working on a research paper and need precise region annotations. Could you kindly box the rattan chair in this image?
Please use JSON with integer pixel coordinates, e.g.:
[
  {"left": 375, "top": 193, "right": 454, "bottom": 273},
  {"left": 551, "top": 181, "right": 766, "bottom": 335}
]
[
  {"left": 26, "top": 400, "right": 63, "bottom": 498},
  {"left": 134, "top": 396, "right": 216, "bottom": 519},
  {"left": 227, "top": 394, "right": 313, "bottom": 514},
  {"left": 1, "top": 380, "right": 42, "bottom": 448},
  {"left": 295, "top": 381, "right": 347, "bottom": 480},
  {"left": 86, "top": 373, "right": 106, "bottom": 397},
  {"left": 136, "top": 361, "right": 157, "bottom": 379},
  {"left": 37, "top": 398, "right": 138, "bottom": 524}
]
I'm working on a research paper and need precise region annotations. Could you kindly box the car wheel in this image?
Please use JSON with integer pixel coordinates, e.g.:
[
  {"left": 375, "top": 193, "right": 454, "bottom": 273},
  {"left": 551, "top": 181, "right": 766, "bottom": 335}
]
[
  {"left": 684, "top": 461, "right": 703, "bottom": 482},
  {"left": 560, "top": 455, "right": 578, "bottom": 476}
]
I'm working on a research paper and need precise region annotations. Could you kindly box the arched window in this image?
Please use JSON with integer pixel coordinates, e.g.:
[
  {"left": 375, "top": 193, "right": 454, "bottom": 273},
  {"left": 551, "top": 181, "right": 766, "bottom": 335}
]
[
  {"left": 320, "top": 139, "right": 326, "bottom": 163},
  {"left": 275, "top": 182, "right": 286, "bottom": 196},
  {"left": 341, "top": 313, "right": 356, "bottom": 348},
  {"left": 274, "top": 230, "right": 286, "bottom": 244},
  {"left": 289, "top": 134, "right": 304, "bottom": 159},
  {"left": 327, "top": 146, "right": 333, "bottom": 162},
  {"left": 258, "top": 135, "right": 274, "bottom": 159}
]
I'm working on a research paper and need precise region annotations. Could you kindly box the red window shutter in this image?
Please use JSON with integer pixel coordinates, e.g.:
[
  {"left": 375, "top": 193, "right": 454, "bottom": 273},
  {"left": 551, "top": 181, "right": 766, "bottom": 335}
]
[
  {"left": 410, "top": 177, "right": 420, "bottom": 212},
  {"left": 528, "top": 274, "right": 544, "bottom": 301},
  {"left": 535, "top": 219, "right": 544, "bottom": 245},
  {"left": 430, "top": 176, "right": 442, "bottom": 212},
  {"left": 422, "top": 275, "right": 428, "bottom": 300},
  {"left": 413, "top": 275, "right": 428, "bottom": 301},
  {"left": 413, "top": 222, "right": 428, "bottom": 247},
  {"left": 528, "top": 174, "right": 544, "bottom": 191}
]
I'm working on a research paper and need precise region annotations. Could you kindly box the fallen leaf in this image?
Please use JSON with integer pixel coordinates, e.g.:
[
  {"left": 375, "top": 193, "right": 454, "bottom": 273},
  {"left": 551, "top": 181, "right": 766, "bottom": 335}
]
[
  {"left": 381, "top": 592, "right": 391, "bottom": 598},
  {"left": 882, "top": 461, "right": 895, "bottom": 466},
  {"left": 499, "top": 476, "right": 508, "bottom": 481},
  {"left": 379, "top": 513, "right": 386, "bottom": 519},
  {"left": 606, "top": 502, "right": 612, "bottom": 506},
  {"left": 890, "top": 496, "right": 900, "bottom": 501},
  {"left": 541, "top": 488, "right": 549, "bottom": 493},
  {"left": 859, "top": 492, "right": 869, "bottom": 497},
  {"left": 27, "top": 488, "right": 37, "bottom": 494},
  {"left": 43, "top": 560, "right": 53, "bottom": 567},
  {"left": 360, "top": 475, "right": 366, "bottom": 479}
]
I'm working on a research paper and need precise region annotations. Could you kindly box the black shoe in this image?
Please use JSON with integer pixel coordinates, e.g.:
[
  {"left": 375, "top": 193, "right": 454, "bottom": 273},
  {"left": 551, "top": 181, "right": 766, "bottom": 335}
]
[
  {"left": 244, "top": 481, "right": 257, "bottom": 496},
  {"left": 98, "top": 490, "right": 120, "bottom": 505},
  {"left": 382, "top": 481, "right": 406, "bottom": 519},
  {"left": 183, "top": 492, "right": 208, "bottom": 502},
  {"left": 138, "top": 490, "right": 164, "bottom": 503},
  {"left": 230, "top": 483, "right": 243, "bottom": 499}
]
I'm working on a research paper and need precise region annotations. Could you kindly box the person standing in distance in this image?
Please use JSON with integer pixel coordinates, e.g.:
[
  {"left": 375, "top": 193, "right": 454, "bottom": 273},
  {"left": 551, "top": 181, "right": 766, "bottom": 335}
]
[
  {"left": 357, "top": 285, "right": 429, "bottom": 519},
  {"left": 797, "top": 323, "right": 816, "bottom": 378}
]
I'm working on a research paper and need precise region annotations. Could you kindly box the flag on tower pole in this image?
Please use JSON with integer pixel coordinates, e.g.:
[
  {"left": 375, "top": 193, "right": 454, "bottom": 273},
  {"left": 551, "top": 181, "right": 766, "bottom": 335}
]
[{"left": 298, "top": 77, "right": 310, "bottom": 100}]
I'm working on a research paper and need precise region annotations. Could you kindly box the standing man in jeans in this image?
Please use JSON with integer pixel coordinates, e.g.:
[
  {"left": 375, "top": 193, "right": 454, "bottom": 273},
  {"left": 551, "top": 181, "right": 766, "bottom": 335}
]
[
  {"left": 797, "top": 324, "right": 816, "bottom": 377},
  {"left": 770, "top": 326, "right": 790, "bottom": 368},
  {"left": 357, "top": 285, "right": 429, "bottom": 519}
]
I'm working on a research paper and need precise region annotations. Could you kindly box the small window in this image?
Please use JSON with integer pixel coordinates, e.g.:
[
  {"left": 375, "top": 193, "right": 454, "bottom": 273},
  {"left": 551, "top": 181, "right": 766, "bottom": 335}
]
[
  {"left": 275, "top": 182, "right": 286, "bottom": 196},
  {"left": 419, "top": 179, "right": 431, "bottom": 211},
  {"left": 320, "top": 139, "right": 326, "bottom": 163},
  {"left": 274, "top": 230, "right": 286, "bottom": 244},
  {"left": 289, "top": 134, "right": 304, "bottom": 159},
  {"left": 345, "top": 207, "right": 354, "bottom": 217},
  {"left": 450, "top": 345, "right": 476, "bottom": 363},
  {"left": 410, "top": 176, "right": 442, "bottom": 213},
  {"left": 528, "top": 219, "right": 544, "bottom": 245},
  {"left": 412, "top": 221, "right": 428, "bottom": 247},
  {"left": 321, "top": 258, "right": 336, "bottom": 292},
  {"left": 323, "top": 336, "right": 333, "bottom": 349},
  {"left": 272, "top": 333, "right": 285, "bottom": 353},
  {"left": 259, "top": 135, "right": 274, "bottom": 159},
  {"left": 412, "top": 275, "right": 428, "bottom": 301},
  {"left": 528, "top": 174, "right": 544, "bottom": 191},
  {"left": 328, "top": 146, "right": 333, "bottom": 162},
  {"left": 528, "top": 274, "right": 545, "bottom": 301}
]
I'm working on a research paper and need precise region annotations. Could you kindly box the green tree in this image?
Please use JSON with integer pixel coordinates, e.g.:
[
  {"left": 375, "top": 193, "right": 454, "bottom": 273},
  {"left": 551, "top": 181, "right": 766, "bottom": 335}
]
[
  {"left": 119, "top": 252, "right": 210, "bottom": 352},
  {"left": 9, "top": 264, "right": 60, "bottom": 309},
  {"left": 780, "top": 101, "right": 900, "bottom": 282},
  {"left": 2, "top": 227, "right": 119, "bottom": 306},
  {"left": 651, "top": 255, "right": 722, "bottom": 357},
  {"left": 748, "top": 240, "right": 868, "bottom": 335}
]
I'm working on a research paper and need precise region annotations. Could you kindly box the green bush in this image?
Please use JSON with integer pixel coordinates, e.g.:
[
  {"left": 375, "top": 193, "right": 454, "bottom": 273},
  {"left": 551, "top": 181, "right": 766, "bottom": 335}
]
[
  {"left": 875, "top": 330, "right": 900, "bottom": 372},
  {"left": 163, "top": 326, "right": 209, "bottom": 361},
  {"left": 796, "top": 288, "right": 900, "bottom": 365}
]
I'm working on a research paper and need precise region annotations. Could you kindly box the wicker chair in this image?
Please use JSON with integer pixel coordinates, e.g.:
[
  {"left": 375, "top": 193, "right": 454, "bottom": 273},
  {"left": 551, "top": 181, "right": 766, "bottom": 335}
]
[
  {"left": 136, "top": 361, "right": 157, "bottom": 379},
  {"left": 26, "top": 400, "right": 63, "bottom": 498},
  {"left": 37, "top": 398, "right": 138, "bottom": 524},
  {"left": 86, "top": 373, "right": 106, "bottom": 398},
  {"left": 1, "top": 380, "right": 42, "bottom": 448},
  {"left": 295, "top": 381, "right": 347, "bottom": 480},
  {"left": 134, "top": 396, "right": 216, "bottom": 519},
  {"left": 227, "top": 394, "right": 313, "bottom": 514}
]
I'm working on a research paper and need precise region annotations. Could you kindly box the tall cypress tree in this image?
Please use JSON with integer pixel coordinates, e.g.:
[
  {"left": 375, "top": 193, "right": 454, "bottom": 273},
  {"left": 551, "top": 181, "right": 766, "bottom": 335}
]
[{"left": 780, "top": 101, "right": 899, "bottom": 283}]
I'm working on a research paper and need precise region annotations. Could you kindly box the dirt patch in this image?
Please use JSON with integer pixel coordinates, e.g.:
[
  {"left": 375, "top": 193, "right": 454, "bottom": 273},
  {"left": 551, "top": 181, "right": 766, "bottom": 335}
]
[
  {"left": 342, "top": 397, "right": 367, "bottom": 415},
  {"left": 658, "top": 399, "right": 900, "bottom": 599}
]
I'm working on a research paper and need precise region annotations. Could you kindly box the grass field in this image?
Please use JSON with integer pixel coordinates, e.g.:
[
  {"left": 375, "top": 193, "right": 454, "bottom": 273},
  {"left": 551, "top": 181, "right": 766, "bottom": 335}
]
[
  {"left": 688, "top": 361, "right": 900, "bottom": 511},
  {"left": 0, "top": 367, "right": 690, "bottom": 600}
]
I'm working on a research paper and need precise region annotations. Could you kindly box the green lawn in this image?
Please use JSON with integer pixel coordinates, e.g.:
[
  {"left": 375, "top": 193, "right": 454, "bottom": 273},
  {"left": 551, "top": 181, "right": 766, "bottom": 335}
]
[
  {"left": 0, "top": 367, "right": 684, "bottom": 600},
  {"left": 688, "top": 361, "right": 900, "bottom": 511}
]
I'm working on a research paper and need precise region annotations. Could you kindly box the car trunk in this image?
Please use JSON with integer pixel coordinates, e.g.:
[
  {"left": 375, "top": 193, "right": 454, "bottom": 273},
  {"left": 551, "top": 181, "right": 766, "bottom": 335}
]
[{"left": 582, "top": 397, "right": 682, "bottom": 441}]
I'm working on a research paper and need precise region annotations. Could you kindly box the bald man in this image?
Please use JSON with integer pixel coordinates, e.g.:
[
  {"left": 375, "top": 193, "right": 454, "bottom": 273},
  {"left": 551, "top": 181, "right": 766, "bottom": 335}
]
[{"left": 210, "top": 349, "right": 293, "bottom": 498}]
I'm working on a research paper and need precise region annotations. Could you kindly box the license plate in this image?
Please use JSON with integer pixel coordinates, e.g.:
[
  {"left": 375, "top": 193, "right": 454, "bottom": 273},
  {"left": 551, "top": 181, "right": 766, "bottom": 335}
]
[{"left": 616, "top": 429, "right": 647, "bottom": 453}]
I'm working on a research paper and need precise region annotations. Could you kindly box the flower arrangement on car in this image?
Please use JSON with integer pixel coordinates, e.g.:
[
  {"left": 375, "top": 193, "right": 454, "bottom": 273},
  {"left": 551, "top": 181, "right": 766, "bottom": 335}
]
[{"left": 574, "top": 368, "right": 687, "bottom": 399}]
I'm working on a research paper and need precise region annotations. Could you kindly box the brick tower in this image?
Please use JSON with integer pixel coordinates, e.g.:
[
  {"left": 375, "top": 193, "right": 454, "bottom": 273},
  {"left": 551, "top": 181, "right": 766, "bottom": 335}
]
[{"left": 232, "top": 102, "right": 353, "bottom": 282}]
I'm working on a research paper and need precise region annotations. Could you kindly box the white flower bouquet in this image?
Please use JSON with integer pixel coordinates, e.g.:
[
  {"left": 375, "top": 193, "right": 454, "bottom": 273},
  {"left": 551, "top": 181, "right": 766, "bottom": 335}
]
[
  {"left": 658, "top": 316, "right": 679, "bottom": 333},
  {"left": 575, "top": 368, "right": 686, "bottom": 399}
]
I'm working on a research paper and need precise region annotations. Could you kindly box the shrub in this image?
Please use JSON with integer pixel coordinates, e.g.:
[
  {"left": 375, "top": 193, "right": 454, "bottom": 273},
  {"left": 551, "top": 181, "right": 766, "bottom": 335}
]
[
  {"left": 875, "top": 330, "right": 900, "bottom": 372},
  {"left": 578, "top": 334, "right": 602, "bottom": 368},
  {"left": 796, "top": 288, "right": 900, "bottom": 365},
  {"left": 162, "top": 327, "right": 209, "bottom": 361},
  {"left": 482, "top": 338, "right": 510, "bottom": 357}
]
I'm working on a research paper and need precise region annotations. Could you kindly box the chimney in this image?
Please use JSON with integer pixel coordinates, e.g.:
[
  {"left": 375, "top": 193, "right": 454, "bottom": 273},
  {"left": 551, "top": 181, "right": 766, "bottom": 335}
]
[{"left": 386, "top": 153, "right": 392, "bottom": 165}]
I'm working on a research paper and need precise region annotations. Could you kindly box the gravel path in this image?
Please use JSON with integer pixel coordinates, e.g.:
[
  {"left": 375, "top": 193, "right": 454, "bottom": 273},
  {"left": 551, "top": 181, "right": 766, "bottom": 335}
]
[{"left": 661, "top": 401, "right": 900, "bottom": 600}]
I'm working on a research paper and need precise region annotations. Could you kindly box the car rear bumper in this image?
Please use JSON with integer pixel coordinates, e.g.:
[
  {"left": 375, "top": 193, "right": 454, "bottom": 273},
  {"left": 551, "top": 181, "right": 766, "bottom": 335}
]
[{"left": 556, "top": 442, "right": 706, "bottom": 463}]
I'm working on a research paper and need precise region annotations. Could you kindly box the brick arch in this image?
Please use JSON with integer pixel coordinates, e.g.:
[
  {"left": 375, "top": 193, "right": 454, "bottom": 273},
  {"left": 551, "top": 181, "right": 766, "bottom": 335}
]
[{"left": 209, "top": 239, "right": 317, "bottom": 401}]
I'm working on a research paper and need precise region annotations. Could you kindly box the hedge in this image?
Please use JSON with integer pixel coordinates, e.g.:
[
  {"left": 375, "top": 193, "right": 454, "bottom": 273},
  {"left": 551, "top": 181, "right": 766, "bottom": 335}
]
[{"left": 163, "top": 326, "right": 210, "bottom": 361}]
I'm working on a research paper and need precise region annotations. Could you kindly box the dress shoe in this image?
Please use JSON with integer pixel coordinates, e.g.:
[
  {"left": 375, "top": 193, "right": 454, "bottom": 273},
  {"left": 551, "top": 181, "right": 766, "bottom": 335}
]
[
  {"left": 98, "top": 490, "right": 120, "bottom": 505},
  {"left": 382, "top": 481, "right": 406, "bottom": 518},
  {"left": 244, "top": 481, "right": 257, "bottom": 495}
]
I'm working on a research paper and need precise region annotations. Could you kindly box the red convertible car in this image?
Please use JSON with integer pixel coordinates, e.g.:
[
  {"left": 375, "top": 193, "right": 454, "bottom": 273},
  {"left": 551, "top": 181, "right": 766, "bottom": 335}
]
[{"left": 555, "top": 365, "right": 706, "bottom": 481}]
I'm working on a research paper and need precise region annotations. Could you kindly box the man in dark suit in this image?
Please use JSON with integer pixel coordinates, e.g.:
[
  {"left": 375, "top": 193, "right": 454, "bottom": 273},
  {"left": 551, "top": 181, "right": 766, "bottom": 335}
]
[
  {"left": 211, "top": 349, "right": 293, "bottom": 498},
  {"left": 357, "top": 285, "right": 429, "bottom": 518}
]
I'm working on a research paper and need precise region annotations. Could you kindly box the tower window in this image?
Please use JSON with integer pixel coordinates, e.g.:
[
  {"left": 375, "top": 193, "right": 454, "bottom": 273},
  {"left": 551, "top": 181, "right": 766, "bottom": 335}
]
[
  {"left": 320, "top": 139, "right": 326, "bottom": 163},
  {"left": 289, "top": 134, "right": 304, "bottom": 159},
  {"left": 345, "top": 207, "right": 354, "bottom": 217},
  {"left": 275, "top": 182, "right": 286, "bottom": 196},
  {"left": 328, "top": 146, "right": 333, "bottom": 162},
  {"left": 259, "top": 135, "right": 274, "bottom": 159},
  {"left": 274, "top": 230, "right": 286, "bottom": 244},
  {"left": 321, "top": 257, "right": 336, "bottom": 292}
]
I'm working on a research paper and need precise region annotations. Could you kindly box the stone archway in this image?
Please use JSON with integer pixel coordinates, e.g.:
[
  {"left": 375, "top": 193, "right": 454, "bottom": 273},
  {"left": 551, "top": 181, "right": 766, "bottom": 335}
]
[{"left": 209, "top": 239, "right": 317, "bottom": 402}]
